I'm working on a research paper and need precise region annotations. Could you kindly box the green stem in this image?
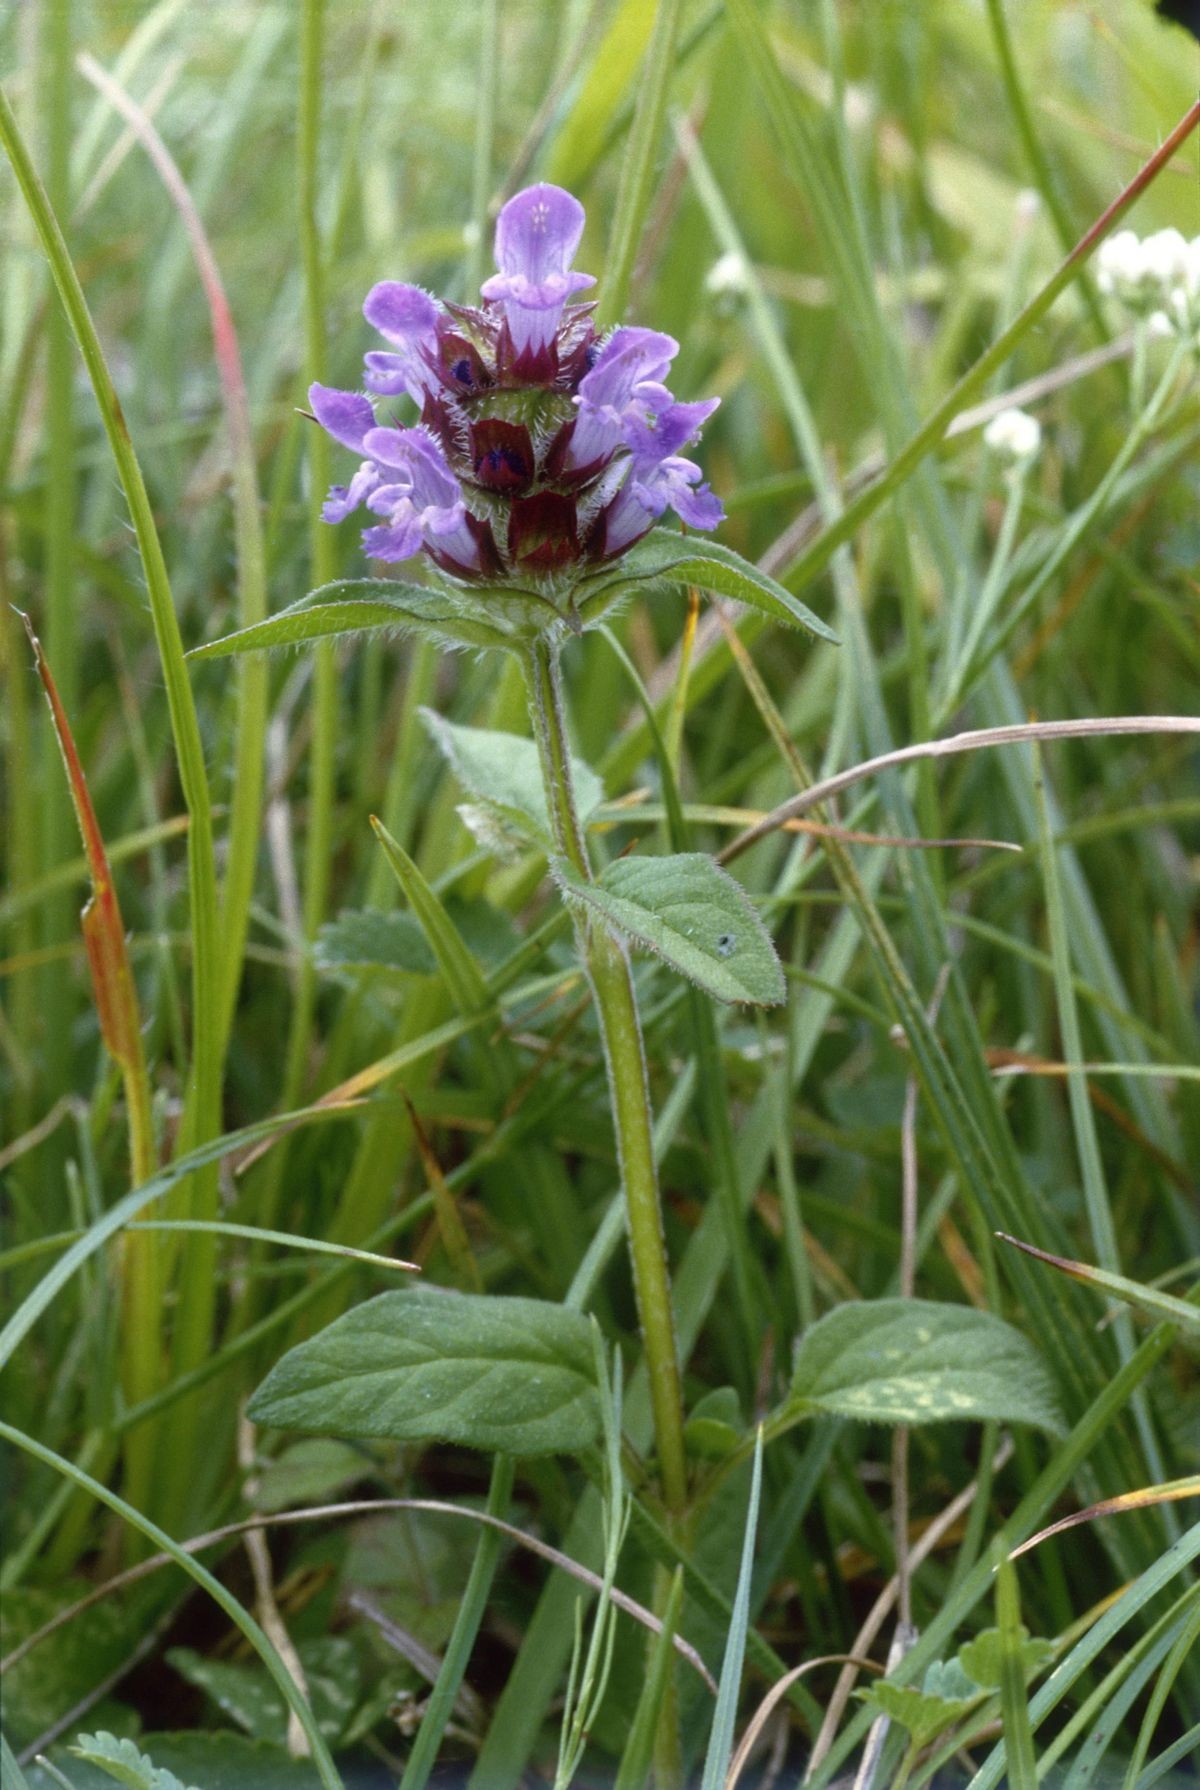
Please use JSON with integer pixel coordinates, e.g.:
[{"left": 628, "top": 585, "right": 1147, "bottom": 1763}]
[
  {"left": 521, "top": 638, "right": 688, "bottom": 1516},
  {"left": 983, "top": 0, "right": 1107, "bottom": 343}
]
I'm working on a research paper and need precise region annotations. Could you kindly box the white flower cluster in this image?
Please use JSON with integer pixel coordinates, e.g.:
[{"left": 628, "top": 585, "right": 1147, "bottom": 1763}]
[
  {"left": 1095, "top": 228, "right": 1200, "bottom": 346},
  {"left": 983, "top": 406, "right": 1042, "bottom": 465},
  {"left": 705, "top": 251, "right": 751, "bottom": 298}
]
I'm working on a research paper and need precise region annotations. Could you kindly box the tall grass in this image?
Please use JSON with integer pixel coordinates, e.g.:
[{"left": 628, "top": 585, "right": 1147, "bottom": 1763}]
[{"left": 1, "top": 2, "right": 1197, "bottom": 1784}]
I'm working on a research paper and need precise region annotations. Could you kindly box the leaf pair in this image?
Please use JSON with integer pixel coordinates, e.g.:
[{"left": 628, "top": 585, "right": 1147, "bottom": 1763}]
[
  {"left": 185, "top": 527, "right": 837, "bottom": 665},
  {"left": 425, "top": 712, "right": 785, "bottom": 1008},
  {"left": 247, "top": 1292, "right": 1062, "bottom": 1460}
]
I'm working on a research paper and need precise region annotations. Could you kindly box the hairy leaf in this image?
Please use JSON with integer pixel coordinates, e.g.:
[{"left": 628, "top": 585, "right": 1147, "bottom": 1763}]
[
  {"left": 423, "top": 710, "right": 604, "bottom": 851},
  {"left": 786, "top": 1299, "right": 1063, "bottom": 1432},
  {"left": 247, "top": 1286, "right": 602, "bottom": 1456},
  {"left": 578, "top": 529, "right": 838, "bottom": 641},
  {"left": 554, "top": 852, "right": 785, "bottom": 1006},
  {"left": 187, "top": 578, "right": 515, "bottom": 660},
  {"left": 315, "top": 908, "right": 436, "bottom": 975}
]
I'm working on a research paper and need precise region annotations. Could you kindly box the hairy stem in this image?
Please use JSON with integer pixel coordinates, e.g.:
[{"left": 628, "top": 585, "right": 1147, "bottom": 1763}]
[{"left": 521, "top": 638, "right": 688, "bottom": 1516}]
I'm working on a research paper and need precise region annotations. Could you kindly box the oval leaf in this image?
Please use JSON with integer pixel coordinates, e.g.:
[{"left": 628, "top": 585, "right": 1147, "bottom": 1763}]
[
  {"left": 578, "top": 528, "right": 838, "bottom": 642},
  {"left": 553, "top": 852, "right": 785, "bottom": 1006},
  {"left": 422, "top": 710, "right": 605, "bottom": 850},
  {"left": 247, "top": 1286, "right": 602, "bottom": 1457},
  {"left": 787, "top": 1298, "right": 1063, "bottom": 1432},
  {"left": 187, "top": 579, "right": 513, "bottom": 660}
]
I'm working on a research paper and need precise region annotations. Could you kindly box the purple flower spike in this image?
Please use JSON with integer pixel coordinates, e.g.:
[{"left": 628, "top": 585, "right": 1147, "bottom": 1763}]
[
  {"left": 481, "top": 184, "right": 596, "bottom": 374},
  {"left": 307, "top": 180, "right": 722, "bottom": 593}
]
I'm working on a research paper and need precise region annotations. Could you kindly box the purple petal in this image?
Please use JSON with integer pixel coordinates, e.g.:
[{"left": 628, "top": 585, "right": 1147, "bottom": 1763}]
[
  {"left": 362, "top": 517, "right": 423, "bottom": 562},
  {"left": 480, "top": 183, "right": 596, "bottom": 366},
  {"left": 623, "top": 396, "right": 720, "bottom": 461},
  {"left": 321, "top": 461, "right": 380, "bottom": 523},
  {"left": 633, "top": 456, "right": 724, "bottom": 530},
  {"left": 567, "top": 329, "right": 684, "bottom": 472},
  {"left": 363, "top": 281, "right": 440, "bottom": 343},
  {"left": 363, "top": 351, "right": 414, "bottom": 396},
  {"left": 362, "top": 283, "right": 442, "bottom": 401},
  {"left": 580, "top": 328, "right": 678, "bottom": 408},
  {"left": 362, "top": 425, "right": 417, "bottom": 470},
  {"left": 309, "top": 383, "right": 375, "bottom": 452},
  {"left": 491, "top": 183, "right": 587, "bottom": 285}
]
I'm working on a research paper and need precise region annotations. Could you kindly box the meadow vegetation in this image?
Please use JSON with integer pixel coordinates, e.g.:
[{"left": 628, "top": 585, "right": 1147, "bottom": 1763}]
[{"left": 1, "top": 2, "right": 1198, "bottom": 1786}]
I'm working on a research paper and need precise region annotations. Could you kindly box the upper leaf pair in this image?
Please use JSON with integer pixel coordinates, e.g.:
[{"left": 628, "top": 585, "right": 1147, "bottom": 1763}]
[{"left": 186, "top": 527, "right": 836, "bottom": 662}]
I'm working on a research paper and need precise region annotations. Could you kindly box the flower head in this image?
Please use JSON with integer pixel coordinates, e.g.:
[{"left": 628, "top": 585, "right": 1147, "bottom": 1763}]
[
  {"left": 309, "top": 182, "right": 723, "bottom": 597},
  {"left": 1096, "top": 227, "right": 1199, "bottom": 344},
  {"left": 983, "top": 406, "right": 1042, "bottom": 466}
]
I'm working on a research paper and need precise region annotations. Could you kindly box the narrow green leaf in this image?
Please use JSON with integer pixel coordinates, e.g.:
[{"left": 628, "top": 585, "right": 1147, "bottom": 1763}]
[
  {"left": 995, "top": 1554, "right": 1038, "bottom": 1790},
  {"left": 422, "top": 710, "right": 604, "bottom": 851},
  {"left": 613, "top": 1566, "right": 684, "bottom": 1790},
  {"left": 553, "top": 852, "right": 785, "bottom": 1007},
  {"left": 786, "top": 1299, "right": 1063, "bottom": 1432},
  {"left": 999, "top": 1235, "right": 1200, "bottom": 1338},
  {"left": 370, "top": 819, "right": 492, "bottom": 1017},
  {"left": 580, "top": 528, "right": 838, "bottom": 641},
  {"left": 187, "top": 579, "right": 513, "bottom": 660},
  {"left": 1, "top": 1736, "right": 32, "bottom": 1790},
  {"left": 700, "top": 1429, "right": 763, "bottom": 1790},
  {"left": 247, "top": 1286, "right": 602, "bottom": 1456},
  {"left": 399, "top": 1455, "right": 515, "bottom": 1790}
]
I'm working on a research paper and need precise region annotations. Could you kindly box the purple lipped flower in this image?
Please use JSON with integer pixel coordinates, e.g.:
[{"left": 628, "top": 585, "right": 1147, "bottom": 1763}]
[
  {"left": 480, "top": 185, "right": 596, "bottom": 377},
  {"left": 307, "top": 180, "right": 722, "bottom": 594},
  {"left": 360, "top": 427, "right": 498, "bottom": 579},
  {"left": 562, "top": 327, "right": 679, "bottom": 477},
  {"left": 361, "top": 284, "right": 443, "bottom": 401}
]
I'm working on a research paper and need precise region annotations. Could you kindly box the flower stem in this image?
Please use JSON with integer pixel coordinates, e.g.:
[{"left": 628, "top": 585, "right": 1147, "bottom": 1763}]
[{"left": 521, "top": 638, "right": 688, "bottom": 1516}]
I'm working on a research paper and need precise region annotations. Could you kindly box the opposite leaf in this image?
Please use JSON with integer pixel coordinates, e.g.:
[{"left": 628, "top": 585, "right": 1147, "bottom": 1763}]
[
  {"left": 422, "top": 710, "right": 604, "bottom": 851},
  {"left": 787, "top": 1298, "right": 1063, "bottom": 1433},
  {"left": 554, "top": 852, "right": 785, "bottom": 1007},
  {"left": 247, "top": 1285, "right": 602, "bottom": 1457},
  {"left": 187, "top": 578, "right": 514, "bottom": 661},
  {"left": 577, "top": 528, "right": 838, "bottom": 642}
]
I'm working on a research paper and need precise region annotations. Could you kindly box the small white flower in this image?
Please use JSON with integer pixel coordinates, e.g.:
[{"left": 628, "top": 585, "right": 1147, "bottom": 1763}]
[
  {"left": 1096, "top": 226, "right": 1197, "bottom": 325},
  {"left": 1139, "top": 227, "right": 1189, "bottom": 289},
  {"left": 1096, "top": 229, "right": 1144, "bottom": 301},
  {"left": 705, "top": 250, "right": 750, "bottom": 297},
  {"left": 984, "top": 406, "right": 1042, "bottom": 465}
]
